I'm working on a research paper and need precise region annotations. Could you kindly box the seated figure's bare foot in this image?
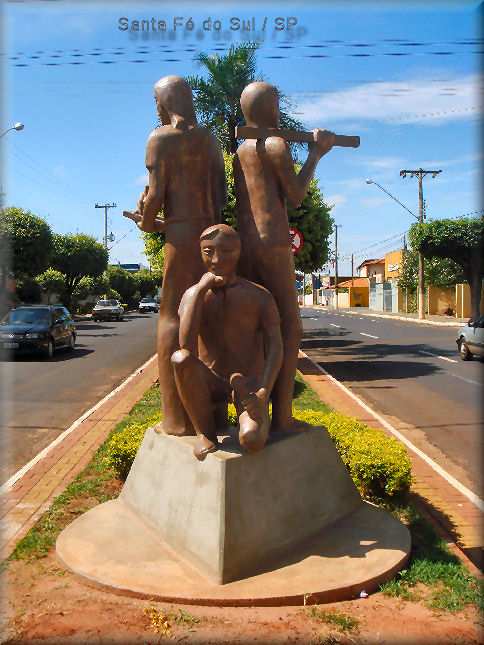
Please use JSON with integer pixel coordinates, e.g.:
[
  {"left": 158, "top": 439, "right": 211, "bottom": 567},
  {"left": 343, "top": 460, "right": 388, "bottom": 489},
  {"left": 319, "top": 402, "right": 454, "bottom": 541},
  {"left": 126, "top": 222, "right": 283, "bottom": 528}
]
[
  {"left": 154, "top": 422, "right": 196, "bottom": 437},
  {"left": 271, "top": 417, "right": 314, "bottom": 435},
  {"left": 238, "top": 411, "right": 268, "bottom": 454},
  {"left": 194, "top": 434, "right": 217, "bottom": 461}
]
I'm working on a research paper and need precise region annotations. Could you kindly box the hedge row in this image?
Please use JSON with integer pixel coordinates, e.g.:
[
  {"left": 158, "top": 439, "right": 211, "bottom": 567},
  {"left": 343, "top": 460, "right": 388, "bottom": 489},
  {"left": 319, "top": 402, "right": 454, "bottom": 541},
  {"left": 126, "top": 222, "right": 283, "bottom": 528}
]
[{"left": 104, "top": 404, "right": 412, "bottom": 499}]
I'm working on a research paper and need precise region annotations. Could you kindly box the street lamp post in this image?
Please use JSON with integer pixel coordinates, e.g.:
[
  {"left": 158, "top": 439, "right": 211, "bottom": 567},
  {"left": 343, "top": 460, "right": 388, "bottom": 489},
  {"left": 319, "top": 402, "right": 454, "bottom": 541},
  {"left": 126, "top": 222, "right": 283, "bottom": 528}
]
[
  {"left": 1, "top": 122, "right": 24, "bottom": 138},
  {"left": 400, "top": 169, "right": 442, "bottom": 320},
  {"left": 365, "top": 178, "right": 424, "bottom": 317}
]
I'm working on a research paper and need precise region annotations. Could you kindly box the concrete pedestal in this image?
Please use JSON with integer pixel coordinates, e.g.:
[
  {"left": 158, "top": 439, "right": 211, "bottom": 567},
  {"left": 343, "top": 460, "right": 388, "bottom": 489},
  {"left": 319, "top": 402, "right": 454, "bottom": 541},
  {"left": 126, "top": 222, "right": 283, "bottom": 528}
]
[{"left": 56, "top": 426, "right": 411, "bottom": 605}]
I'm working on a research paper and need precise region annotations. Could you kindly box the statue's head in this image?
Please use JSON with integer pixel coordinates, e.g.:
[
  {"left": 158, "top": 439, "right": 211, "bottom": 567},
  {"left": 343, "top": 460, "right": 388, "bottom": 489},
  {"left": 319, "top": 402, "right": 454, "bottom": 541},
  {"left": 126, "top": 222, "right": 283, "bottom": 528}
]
[
  {"left": 240, "top": 82, "right": 279, "bottom": 129},
  {"left": 200, "top": 224, "right": 241, "bottom": 280},
  {"left": 154, "top": 75, "right": 197, "bottom": 126}
]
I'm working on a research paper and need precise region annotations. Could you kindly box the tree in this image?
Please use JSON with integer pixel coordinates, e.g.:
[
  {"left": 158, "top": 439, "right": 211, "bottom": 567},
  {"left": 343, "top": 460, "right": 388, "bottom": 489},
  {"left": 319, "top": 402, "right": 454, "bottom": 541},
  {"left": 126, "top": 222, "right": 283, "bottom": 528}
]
[
  {"left": 398, "top": 250, "right": 466, "bottom": 291},
  {"left": 107, "top": 266, "right": 136, "bottom": 304},
  {"left": 16, "top": 276, "right": 42, "bottom": 304},
  {"left": 187, "top": 43, "right": 304, "bottom": 154},
  {"left": 409, "top": 218, "right": 483, "bottom": 321},
  {"left": 51, "top": 233, "right": 108, "bottom": 309},
  {"left": 141, "top": 232, "right": 164, "bottom": 281},
  {"left": 0, "top": 206, "right": 53, "bottom": 290},
  {"left": 36, "top": 268, "right": 65, "bottom": 304},
  {"left": 288, "top": 174, "right": 334, "bottom": 273},
  {"left": 72, "top": 275, "right": 111, "bottom": 312},
  {"left": 134, "top": 268, "right": 158, "bottom": 299}
]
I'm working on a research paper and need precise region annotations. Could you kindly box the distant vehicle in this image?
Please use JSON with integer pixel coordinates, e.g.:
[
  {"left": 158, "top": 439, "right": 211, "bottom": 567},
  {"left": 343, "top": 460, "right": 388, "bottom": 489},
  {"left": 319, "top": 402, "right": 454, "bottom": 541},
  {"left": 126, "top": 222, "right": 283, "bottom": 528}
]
[
  {"left": 92, "top": 299, "right": 124, "bottom": 322},
  {"left": 0, "top": 305, "right": 76, "bottom": 358},
  {"left": 456, "top": 314, "right": 484, "bottom": 360},
  {"left": 138, "top": 297, "right": 159, "bottom": 314}
]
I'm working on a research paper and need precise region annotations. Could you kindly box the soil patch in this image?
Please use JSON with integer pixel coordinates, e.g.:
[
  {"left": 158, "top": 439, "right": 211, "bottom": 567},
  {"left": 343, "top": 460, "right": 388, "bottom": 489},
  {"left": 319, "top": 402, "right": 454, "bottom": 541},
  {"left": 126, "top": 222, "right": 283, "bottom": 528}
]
[{"left": 1, "top": 549, "right": 481, "bottom": 644}]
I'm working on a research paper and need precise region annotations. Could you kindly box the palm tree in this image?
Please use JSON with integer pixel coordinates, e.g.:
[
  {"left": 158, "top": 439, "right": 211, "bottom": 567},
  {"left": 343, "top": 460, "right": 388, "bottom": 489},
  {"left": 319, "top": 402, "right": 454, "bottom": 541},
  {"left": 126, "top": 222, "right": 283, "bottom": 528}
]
[{"left": 187, "top": 43, "right": 303, "bottom": 153}]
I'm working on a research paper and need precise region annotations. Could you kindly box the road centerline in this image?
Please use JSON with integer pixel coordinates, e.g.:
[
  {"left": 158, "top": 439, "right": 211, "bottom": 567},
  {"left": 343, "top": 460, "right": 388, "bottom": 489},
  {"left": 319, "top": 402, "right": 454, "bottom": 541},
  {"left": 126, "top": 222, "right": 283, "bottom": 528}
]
[
  {"left": 419, "top": 350, "right": 458, "bottom": 363},
  {"left": 360, "top": 332, "right": 379, "bottom": 339}
]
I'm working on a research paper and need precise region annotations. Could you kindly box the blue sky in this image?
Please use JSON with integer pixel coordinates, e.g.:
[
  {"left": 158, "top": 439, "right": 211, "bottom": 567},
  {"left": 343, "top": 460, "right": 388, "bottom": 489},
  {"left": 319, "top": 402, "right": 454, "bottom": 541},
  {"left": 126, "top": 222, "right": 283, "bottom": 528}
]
[{"left": 2, "top": 0, "right": 482, "bottom": 276}]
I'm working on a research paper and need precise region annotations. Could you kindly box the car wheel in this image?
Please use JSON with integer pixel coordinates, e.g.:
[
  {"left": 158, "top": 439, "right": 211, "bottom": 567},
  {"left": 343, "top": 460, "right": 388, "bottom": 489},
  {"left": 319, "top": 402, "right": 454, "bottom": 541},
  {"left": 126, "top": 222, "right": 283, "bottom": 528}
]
[
  {"left": 67, "top": 333, "right": 75, "bottom": 352},
  {"left": 45, "top": 338, "right": 54, "bottom": 359},
  {"left": 459, "top": 338, "right": 472, "bottom": 361}
]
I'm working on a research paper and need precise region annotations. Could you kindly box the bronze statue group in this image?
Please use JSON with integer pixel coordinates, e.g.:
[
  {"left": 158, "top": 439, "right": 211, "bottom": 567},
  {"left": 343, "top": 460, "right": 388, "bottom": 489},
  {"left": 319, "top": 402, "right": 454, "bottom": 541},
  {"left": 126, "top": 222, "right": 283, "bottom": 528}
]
[{"left": 124, "top": 75, "right": 337, "bottom": 460}]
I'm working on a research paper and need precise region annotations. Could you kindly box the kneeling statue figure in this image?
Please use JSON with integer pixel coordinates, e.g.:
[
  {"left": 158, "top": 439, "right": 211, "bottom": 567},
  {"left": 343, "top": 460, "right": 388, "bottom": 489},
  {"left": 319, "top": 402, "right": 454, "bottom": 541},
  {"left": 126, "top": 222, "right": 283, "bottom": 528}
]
[{"left": 172, "top": 224, "right": 283, "bottom": 460}]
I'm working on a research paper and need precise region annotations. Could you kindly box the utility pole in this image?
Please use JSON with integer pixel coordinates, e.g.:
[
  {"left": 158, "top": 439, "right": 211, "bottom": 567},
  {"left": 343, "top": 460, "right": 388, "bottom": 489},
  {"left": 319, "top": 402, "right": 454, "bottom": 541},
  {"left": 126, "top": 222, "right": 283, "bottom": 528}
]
[
  {"left": 351, "top": 253, "right": 354, "bottom": 287},
  {"left": 400, "top": 168, "right": 441, "bottom": 319},
  {"left": 95, "top": 203, "right": 116, "bottom": 299},
  {"left": 95, "top": 203, "right": 116, "bottom": 250},
  {"left": 334, "top": 224, "right": 342, "bottom": 309}
]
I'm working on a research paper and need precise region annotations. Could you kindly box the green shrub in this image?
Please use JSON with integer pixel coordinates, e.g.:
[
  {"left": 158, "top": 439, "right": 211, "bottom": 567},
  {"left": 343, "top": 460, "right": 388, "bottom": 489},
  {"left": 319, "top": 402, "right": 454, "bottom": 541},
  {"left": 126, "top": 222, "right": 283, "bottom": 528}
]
[
  {"left": 103, "top": 401, "right": 411, "bottom": 500},
  {"left": 292, "top": 409, "right": 412, "bottom": 499},
  {"left": 103, "top": 411, "right": 163, "bottom": 479}
]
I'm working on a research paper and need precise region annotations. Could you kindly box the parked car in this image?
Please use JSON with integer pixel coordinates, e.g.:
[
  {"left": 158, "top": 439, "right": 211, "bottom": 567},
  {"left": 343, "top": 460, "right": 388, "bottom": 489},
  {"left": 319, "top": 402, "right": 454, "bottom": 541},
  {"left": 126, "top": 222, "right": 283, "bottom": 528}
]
[
  {"left": 92, "top": 299, "right": 124, "bottom": 322},
  {"left": 138, "top": 297, "right": 159, "bottom": 314},
  {"left": 0, "top": 305, "right": 76, "bottom": 358},
  {"left": 456, "top": 314, "right": 484, "bottom": 360}
]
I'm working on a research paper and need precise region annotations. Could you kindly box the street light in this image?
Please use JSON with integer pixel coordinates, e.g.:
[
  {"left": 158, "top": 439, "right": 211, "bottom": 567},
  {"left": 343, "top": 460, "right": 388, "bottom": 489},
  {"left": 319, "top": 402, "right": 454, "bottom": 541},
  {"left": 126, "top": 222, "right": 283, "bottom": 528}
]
[
  {"left": 365, "top": 178, "right": 423, "bottom": 317},
  {"left": 365, "top": 179, "right": 418, "bottom": 220},
  {"left": 1, "top": 122, "right": 24, "bottom": 138}
]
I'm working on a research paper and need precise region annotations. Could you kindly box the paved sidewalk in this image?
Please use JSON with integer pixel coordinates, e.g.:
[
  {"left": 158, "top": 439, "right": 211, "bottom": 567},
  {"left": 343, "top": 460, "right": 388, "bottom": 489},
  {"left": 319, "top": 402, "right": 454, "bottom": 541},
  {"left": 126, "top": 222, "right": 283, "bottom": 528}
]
[
  {"left": 296, "top": 351, "right": 483, "bottom": 576},
  {"left": 304, "top": 305, "right": 468, "bottom": 327},
  {"left": 0, "top": 355, "right": 159, "bottom": 561}
]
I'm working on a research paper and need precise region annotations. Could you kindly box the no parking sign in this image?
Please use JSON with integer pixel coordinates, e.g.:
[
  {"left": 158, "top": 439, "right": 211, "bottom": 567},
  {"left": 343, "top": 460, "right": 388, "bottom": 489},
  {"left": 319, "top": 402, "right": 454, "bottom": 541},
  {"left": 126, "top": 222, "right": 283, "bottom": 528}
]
[{"left": 289, "top": 227, "right": 303, "bottom": 254}]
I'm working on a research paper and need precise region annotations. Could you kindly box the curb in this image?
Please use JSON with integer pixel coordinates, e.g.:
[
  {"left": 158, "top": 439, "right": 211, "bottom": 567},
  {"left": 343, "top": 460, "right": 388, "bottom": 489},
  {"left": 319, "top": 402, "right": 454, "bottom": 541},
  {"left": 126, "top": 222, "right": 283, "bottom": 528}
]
[
  {"left": 296, "top": 350, "right": 483, "bottom": 575},
  {"left": 301, "top": 305, "right": 465, "bottom": 327},
  {"left": 0, "top": 355, "right": 159, "bottom": 560}
]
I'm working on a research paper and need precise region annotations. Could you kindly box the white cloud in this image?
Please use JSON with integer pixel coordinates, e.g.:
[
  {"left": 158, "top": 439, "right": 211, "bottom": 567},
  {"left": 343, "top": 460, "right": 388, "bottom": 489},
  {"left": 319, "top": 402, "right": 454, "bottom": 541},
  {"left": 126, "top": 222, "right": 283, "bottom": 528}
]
[
  {"left": 326, "top": 194, "right": 347, "bottom": 210},
  {"left": 296, "top": 74, "right": 482, "bottom": 127},
  {"left": 134, "top": 174, "right": 149, "bottom": 186}
]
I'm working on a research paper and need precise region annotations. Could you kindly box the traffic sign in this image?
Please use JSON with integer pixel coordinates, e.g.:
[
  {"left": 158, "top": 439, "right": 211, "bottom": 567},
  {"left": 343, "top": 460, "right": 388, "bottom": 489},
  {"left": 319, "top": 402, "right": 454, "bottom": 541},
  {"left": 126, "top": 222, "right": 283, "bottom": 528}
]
[{"left": 289, "top": 227, "right": 303, "bottom": 254}]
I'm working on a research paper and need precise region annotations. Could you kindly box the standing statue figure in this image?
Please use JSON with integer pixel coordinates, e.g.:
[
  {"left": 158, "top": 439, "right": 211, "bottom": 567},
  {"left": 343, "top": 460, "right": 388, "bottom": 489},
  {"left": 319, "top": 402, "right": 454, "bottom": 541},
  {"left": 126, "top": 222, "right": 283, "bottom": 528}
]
[
  {"left": 124, "top": 76, "right": 226, "bottom": 436},
  {"left": 172, "top": 224, "right": 283, "bottom": 460},
  {"left": 233, "top": 81, "right": 335, "bottom": 435}
]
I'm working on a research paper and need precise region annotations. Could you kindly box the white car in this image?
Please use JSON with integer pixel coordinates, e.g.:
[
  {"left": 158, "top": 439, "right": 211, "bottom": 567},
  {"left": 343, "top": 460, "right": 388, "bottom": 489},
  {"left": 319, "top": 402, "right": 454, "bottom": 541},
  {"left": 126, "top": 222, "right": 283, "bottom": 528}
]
[
  {"left": 92, "top": 299, "right": 124, "bottom": 322},
  {"left": 456, "top": 314, "right": 484, "bottom": 360},
  {"left": 138, "top": 297, "right": 159, "bottom": 314}
]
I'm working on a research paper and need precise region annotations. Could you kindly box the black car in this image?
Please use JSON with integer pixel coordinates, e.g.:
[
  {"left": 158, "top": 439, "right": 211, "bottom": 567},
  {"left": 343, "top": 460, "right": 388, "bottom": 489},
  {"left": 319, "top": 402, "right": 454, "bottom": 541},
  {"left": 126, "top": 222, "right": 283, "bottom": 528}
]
[{"left": 0, "top": 305, "right": 76, "bottom": 358}]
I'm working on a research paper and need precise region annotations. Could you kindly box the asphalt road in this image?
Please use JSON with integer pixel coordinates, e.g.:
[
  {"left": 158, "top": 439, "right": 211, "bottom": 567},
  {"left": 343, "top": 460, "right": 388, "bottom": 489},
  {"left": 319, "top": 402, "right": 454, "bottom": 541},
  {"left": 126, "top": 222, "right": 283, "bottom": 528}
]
[
  {"left": 300, "top": 307, "right": 484, "bottom": 498},
  {"left": 0, "top": 312, "right": 159, "bottom": 483}
]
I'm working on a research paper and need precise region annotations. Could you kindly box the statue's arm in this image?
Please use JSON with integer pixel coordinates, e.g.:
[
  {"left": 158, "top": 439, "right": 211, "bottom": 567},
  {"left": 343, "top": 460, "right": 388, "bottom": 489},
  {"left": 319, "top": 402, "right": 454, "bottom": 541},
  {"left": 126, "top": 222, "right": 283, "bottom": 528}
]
[
  {"left": 212, "top": 144, "right": 227, "bottom": 224},
  {"left": 259, "top": 320, "right": 283, "bottom": 395},
  {"left": 266, "top": 130, "right": 335, "bottom": 209},
  {"left": 241, "top": 318, "right": 282, "bottom": 419},
  {"left": 178, "top": 273, "right": 224, "bottom": 353},
  {"left": 138, "top": 133, "right": 167, "bottom": 233}
]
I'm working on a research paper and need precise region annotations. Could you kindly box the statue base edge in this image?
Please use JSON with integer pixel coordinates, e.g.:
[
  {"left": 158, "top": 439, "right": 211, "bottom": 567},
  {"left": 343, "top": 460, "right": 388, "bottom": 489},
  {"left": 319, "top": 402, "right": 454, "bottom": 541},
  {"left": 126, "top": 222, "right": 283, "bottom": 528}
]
[{"left": 56, "top": 497, "right": 410, "bottom": 607}]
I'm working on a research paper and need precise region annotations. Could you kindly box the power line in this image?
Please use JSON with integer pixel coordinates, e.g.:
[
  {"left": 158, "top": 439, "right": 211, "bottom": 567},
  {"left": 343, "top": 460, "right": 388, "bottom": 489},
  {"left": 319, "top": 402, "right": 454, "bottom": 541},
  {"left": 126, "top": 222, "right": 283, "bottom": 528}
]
[
  {"left": 7, "top": 38, "right": 482, "bottom": 60},
  {"left": 9, "top": 48, "right": 482, "bottom": 68}
]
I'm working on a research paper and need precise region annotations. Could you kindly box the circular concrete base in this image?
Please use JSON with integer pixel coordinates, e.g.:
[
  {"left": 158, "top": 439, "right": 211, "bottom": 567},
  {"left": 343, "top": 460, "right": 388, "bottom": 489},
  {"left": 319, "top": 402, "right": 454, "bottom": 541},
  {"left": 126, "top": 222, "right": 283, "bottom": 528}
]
[{"left": 56, "top": 499, "right": 410, "bottom": 606}]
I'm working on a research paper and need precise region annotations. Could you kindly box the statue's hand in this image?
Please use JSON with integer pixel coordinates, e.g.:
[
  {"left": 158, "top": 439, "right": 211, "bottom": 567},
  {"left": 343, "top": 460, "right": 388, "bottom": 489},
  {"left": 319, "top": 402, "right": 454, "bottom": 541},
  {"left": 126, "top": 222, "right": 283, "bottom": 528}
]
[
  {"left": 311, "top": 129, "right": 335, "bottom": 156},
  {"left": 198, "top": 272, "right": 226, "bottom": 291},
  {"left": 242, "top": 388, "right": 269, "bottom": 421},
  {"left": 137, "top": 185, "right": 149, "bottom": 217},
  {"left": 123, "top": 210, "right": 142, "bottom": 224}
]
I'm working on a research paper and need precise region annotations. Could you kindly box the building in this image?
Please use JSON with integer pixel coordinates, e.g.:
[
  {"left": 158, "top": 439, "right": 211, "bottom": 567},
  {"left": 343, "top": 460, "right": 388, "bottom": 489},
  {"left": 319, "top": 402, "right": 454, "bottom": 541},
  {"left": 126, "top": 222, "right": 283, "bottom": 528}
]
[
  {"left": 109, "top": 263, "right": 149, "bottom": 274},
  {"left": 356, "top": 258, "right": 385, "bottom": 282},
  {"left": 384, "top": 250, "right": 404, "bottom": 283}
]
